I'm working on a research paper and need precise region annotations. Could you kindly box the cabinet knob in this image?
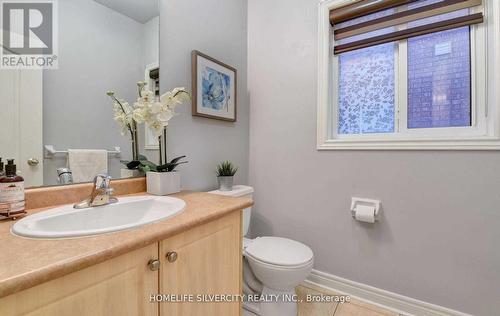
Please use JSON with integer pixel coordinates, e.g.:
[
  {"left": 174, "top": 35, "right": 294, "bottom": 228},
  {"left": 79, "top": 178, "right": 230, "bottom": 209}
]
[
  {"left": 166, "top": 251, "right": 178, "bottom": 263},
  {"left": 27, "top": 158, "right": 40, "bottom": 166},
  {"left": 148, "top": 259, "right": 160, "bottom": 271}
]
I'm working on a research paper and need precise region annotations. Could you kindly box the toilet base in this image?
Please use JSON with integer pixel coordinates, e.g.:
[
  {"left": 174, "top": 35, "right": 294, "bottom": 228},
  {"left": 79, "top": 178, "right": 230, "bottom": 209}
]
[
  {"left": 244, "top": 287, "right": 297, "bottom": 316},
  {"left": 243, "top": 300, "right": 260, "bottom": 315}
]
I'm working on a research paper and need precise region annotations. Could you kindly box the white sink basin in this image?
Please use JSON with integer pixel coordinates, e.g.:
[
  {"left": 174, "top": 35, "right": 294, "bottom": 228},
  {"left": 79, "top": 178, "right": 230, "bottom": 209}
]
[{"left": 12, "top": 195, "right": 186, "bottom": 239}]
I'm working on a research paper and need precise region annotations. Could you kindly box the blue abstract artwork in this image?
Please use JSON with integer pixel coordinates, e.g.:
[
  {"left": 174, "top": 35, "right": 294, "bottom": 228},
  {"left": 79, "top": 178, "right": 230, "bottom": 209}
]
[
  {"left": 202, "top": 67, "right": 231, "bottom": 112},
  {"left": 193, "top": 51, "right": 236, "bottom": 121}
]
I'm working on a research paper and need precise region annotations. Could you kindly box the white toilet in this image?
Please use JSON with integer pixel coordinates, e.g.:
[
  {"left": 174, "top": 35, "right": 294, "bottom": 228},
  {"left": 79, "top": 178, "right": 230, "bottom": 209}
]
[{"left": 208, "top": 185, "right": 314, "bottom": 316}]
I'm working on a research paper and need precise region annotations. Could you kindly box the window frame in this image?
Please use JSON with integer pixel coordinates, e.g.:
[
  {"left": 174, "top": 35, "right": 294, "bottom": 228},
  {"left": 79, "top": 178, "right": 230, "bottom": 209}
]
[{"left": 317, "top": 0, "right": 500, "bottom": 150}]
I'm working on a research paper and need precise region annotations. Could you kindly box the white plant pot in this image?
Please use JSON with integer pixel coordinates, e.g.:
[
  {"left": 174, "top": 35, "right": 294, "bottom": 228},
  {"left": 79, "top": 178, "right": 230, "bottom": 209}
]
[
  {"left": 120, "top": 168, "right": 143, "bottom": 179},
  {"left": 217, "top": 176, "right": 234, "bottom": 191},
  {"left": 146, "top": 171, "right": 181, "bottom": 196}
]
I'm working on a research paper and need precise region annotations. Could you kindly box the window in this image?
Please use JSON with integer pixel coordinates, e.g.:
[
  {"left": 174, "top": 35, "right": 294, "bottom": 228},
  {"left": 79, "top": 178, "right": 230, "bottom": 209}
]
[
  {"left": 318, "top": 0, "right": 500, "bottom": 150},
  {"left": 407, "top": 26, "right": 471, "bottom": 129},
  {"left": 338, "top": 42, "right": 396, "bottom": 135}
]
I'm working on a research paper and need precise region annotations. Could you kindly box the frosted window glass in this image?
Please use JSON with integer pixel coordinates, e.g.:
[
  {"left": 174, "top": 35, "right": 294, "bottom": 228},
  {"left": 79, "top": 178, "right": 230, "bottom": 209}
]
[
  {"left": 338, "top": 43, "right": 395, "bottom": 135},
  {"left": 407, "top": 27, "right": 471, "bottom": 129}
]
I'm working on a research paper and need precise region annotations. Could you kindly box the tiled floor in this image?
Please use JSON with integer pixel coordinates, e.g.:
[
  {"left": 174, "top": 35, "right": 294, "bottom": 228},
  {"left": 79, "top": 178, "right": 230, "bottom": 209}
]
[
  {"left": 244, "top": 284, "right": 404, "bottom": 316},
  {"left": 296, "top": 285, "right": 401, "bottom": 316}
]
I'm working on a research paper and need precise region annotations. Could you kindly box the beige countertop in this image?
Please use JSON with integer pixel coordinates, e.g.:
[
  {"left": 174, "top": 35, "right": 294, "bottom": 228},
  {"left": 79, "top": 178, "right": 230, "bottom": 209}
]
[{"left": 0, "top": 191, "right": 252, "bottom": 298}]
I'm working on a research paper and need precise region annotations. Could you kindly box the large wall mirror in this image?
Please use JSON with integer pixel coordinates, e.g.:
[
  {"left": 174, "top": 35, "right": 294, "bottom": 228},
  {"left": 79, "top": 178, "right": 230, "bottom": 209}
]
[{"left": 0, "top": 0, "right": 159, "bottom": 188}]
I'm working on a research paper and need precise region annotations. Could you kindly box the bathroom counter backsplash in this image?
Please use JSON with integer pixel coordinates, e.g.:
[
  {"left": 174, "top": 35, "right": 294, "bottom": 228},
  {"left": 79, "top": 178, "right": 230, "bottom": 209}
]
[
  {"left": 24, "top": 177, "right": 148, "bottom": 210},
  {"left": 0, "top": 189, "right": 252, "bottom": 298}
]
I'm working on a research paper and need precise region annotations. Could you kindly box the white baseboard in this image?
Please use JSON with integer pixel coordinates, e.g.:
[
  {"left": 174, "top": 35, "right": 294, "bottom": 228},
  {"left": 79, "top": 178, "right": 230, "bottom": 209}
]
[{"left": 304, "top": 269, "right": 472, "bottom": 316}]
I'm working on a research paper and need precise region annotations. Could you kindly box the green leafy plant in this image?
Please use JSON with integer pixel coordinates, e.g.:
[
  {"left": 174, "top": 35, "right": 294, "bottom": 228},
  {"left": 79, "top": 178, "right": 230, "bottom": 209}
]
[
  {"left": 216, "top": 161, "right": 238, "bottom": 177},
  {"left": 138, "top": 155, "right": 188, "bottom": 173},
  {"left": 120, "top": 154, "right": 149, "bottom": 170}
]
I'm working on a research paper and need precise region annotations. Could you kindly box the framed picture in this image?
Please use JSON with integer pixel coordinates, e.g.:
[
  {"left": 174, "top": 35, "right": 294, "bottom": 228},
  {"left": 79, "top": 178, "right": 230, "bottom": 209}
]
[{"left": 191, "top": 50, "right": 237, "bottom": 122}]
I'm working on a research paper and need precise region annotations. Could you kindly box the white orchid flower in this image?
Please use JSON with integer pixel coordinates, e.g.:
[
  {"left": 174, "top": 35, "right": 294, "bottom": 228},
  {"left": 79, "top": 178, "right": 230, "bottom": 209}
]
[
  {"left": 160, "top": 88, "right": 190, "bottom": 113},
  {"left": 157, "top": 108, "right": 174, "bottom": 123},
  {"left": 141, "top": 90, "right": 155, "bottom": 103},
  {"left": 149, "top": 120, "right": 165, "bottom": 137},
  {"left": 160, "top": 92, "right": 174, "bottom": 107},
  {"left": 132, "top": 108, "right": 146, "bottom": 123},
  {"left": 171, "top": 88, "right": 190, "bottom": 103},
  {"left": 113, "top": 111, "right": 130, "bottom": 136},
  {"left": 150, "top": 101, "right": 163, "bottom": 114},
  {"left": 108, "top": 85, "right": 190, "bottom": 139}
]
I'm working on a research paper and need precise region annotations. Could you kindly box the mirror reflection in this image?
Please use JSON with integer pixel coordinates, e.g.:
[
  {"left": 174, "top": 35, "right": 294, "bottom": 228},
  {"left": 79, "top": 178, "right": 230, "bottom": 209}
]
[{"left": 0, "top": 0, "right": 160, "bottom": 187}]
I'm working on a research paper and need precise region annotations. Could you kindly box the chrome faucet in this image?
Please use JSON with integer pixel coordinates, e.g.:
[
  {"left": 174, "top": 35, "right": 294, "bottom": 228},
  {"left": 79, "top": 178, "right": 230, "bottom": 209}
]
[{"left": 73, "top": 174, "right": 118, "bottom": 209}]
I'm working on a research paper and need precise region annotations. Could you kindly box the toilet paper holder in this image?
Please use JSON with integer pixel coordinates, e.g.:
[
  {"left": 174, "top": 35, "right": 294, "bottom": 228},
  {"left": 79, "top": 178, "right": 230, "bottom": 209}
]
[{"left": 350, "top": 197, "right": 381, "bottom": 221}]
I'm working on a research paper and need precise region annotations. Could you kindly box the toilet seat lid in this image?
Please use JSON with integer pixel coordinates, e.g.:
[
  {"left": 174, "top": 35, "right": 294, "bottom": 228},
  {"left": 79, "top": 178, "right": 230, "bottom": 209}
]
[{"left": 245, "top": 237, "right": 313, "bottom": 267}]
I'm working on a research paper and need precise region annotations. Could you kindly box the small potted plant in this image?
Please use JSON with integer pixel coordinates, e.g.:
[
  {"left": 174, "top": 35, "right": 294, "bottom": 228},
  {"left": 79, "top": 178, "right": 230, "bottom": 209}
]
[
  {"left": 216, "top": 161, "right": 238, "bottom": 191},
  {"left": 139, "top": 156, "right": 188, "bottom": 195}
]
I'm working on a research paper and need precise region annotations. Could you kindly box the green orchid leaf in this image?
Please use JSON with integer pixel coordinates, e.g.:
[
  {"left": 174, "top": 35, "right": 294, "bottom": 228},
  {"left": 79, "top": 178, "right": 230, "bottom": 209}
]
[
  {"left": 139, "top": 160, "right": 158, "bottom": 170},
  {"left": 126, "top": 160, "right": 141, "bottom": 170},
  {"left": 156, "top": 161, "right": 188, "bottom": 172},
  {"left": 169, "top": 155, "right": 187, "bottom": 164},
  {"left": 139, "top": 164, "right": 153, "bottom": 173}
]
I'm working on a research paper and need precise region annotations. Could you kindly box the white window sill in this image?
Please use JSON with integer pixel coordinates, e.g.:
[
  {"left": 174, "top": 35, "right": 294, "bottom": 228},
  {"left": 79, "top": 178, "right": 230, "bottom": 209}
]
[{"left": 317, "top": 137, "right": 500, "bottom": 150}]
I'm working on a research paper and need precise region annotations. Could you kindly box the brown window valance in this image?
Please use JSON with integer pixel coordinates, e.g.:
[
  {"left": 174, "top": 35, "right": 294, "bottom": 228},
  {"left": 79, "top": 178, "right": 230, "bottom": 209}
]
[
  {"left": 330, "top": 0, "right": 483, "bottom": 54},
  {"left": 330, "top": 0, "right": 418, "bottom": 25}
]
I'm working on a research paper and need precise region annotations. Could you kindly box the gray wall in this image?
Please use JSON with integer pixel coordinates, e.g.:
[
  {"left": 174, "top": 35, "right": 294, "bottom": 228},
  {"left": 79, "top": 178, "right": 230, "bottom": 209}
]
[
  {"left": 43, "top": 0, "right": 149, "bottom": 185},
  {"left": 247, "top": 0, "right": 500, "bottom": 315},
  {"left": 159, "top": 0, "right": 249, "bottom": 191}
]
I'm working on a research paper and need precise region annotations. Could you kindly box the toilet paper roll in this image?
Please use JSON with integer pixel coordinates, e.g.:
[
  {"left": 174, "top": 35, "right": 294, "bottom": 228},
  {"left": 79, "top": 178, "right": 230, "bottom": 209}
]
[{"left": 355, "top": 205, "right": 376, "bottom": 223}]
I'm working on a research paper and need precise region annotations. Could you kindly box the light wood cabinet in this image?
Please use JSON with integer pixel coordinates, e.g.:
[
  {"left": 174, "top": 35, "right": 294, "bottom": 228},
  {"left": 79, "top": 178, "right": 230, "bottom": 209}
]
[
  {"left": 0, "top": 244, "right": 159, "bottom": 316},
  {"left": 0, "top": 211, "right": 242, "bottom": 316},
  {"left": 159, "top": 210, "right": 242, "bottom": 316}
]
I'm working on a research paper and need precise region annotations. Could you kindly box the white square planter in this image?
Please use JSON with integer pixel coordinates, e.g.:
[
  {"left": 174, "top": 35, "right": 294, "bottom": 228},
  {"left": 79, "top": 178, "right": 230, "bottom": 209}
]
[{"left": 146, "top": 171, "right": 181, "bottom": 196}]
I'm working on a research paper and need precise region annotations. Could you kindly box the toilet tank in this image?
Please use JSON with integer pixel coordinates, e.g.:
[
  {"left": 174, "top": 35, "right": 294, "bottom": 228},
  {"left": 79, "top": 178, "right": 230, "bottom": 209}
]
[{"left": 207, "top": 185, "right": 253, "bottom": 236}]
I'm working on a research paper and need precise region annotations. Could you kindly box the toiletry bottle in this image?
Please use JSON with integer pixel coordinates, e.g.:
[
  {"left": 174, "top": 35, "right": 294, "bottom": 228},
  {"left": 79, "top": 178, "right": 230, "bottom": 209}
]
[{"left": 0, "top": 159, "right": 26, "bottom": 218}]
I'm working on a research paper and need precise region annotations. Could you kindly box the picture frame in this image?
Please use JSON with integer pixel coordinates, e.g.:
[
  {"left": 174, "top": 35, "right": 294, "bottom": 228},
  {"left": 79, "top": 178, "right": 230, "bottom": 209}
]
[{"left": 191, "top": 50, "right": 237, "bottom": 122}]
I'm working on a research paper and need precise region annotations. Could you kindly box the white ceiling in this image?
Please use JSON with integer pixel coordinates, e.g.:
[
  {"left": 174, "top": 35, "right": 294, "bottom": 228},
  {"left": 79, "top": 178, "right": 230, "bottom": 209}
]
[{"left": 94, "top": 0, "right": 159, "bottom": 24}]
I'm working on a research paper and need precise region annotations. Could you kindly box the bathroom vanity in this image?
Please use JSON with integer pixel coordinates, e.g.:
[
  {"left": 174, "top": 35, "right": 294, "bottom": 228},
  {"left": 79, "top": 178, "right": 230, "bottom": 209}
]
[{"left": 0, "top": 181, "right": 251, "bottom": 316}]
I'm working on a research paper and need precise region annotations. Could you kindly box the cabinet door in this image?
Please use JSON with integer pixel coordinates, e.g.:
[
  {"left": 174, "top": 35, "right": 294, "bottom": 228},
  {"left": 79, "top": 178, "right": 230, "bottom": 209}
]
[
  {"left": 0, "top": 244, "right": 159, "bottom": 316},
  {"left": 160, "top": 211, "right": 242, "bottom": 316}
]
